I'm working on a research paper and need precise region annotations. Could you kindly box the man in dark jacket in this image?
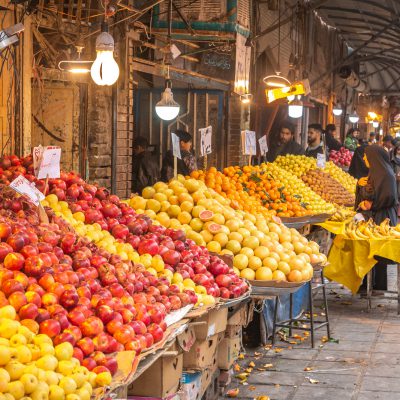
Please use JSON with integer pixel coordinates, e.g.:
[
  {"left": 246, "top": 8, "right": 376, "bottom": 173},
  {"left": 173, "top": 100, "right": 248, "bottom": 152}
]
[
  {"left": 267, "top": 121, "right": 304, "bottom": 162},
  {"left": 325, "top": 124, "right": 342, "bottom": 151},
  {"left": 305, "top": 124, "right": 325, "bottom": 158},
  {"left": 132, "top": 137, "right": 160, "bottom": 193}
]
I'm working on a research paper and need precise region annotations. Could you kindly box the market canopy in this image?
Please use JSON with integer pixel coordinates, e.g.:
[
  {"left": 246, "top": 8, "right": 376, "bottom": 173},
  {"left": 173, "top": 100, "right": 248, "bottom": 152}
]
[{"left": 315, "top": 0, "right": 400, "bottom": 94}]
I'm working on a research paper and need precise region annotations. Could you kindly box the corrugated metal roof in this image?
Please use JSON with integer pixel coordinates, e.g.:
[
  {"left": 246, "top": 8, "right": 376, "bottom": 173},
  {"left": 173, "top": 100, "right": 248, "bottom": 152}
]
[{"left": 315, "top": 0, "right": 400, "bottom": 93}]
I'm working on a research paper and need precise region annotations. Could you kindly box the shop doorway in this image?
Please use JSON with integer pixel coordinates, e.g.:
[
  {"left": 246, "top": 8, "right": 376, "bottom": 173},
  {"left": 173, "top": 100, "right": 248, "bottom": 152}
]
[{"left": 134, "top": 88, "right": 227, "bottom": 173}]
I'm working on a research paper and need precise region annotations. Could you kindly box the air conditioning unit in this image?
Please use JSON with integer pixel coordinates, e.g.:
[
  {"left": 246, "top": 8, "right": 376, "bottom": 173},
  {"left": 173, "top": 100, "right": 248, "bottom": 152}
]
[{"left": 152, "top": 0, "right": 250, "bottom": 40}]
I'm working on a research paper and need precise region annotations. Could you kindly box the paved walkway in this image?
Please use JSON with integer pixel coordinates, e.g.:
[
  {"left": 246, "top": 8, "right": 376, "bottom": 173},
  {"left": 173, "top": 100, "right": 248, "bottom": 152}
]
[{"left": 223, "top": 266, "right": 400, "bottom": 400}]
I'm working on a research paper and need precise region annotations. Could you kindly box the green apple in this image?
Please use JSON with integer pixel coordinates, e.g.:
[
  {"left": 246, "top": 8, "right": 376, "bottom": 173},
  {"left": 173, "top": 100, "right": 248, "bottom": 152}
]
[
  {"left": 59, "top": 377, "right": 77, "bottom": 395},
  {"left": 49, "top": 385, "right": 65, "bottom": 400},
  {"left": 0, "top": 367, "right": 10, "bottom": 391},
  {"left": 10, "top": 333, "right": 27, "bottom": 347},
  {"left": 35, "top": 355, "right": 58, "bottom": 371},
  {"left": 0, "top": 345, "right": 11, "bottom": 365},
  {"left": 57, "top": 360, "right": 75, "bottom": 376},
  {"left": 20, "top": 373, "right": 39, "bottom": 394},
  {"left": 39, "top": 343, "right": 55, "bottom": 357},
  {"left": 6, "top": 381, "right": 25, "bottom": 400},
  {"left": 44, "top": 370, "right": 59, "bottom": 385},
  {"left": 5, "top": 360, "right": 25, "bottom": 380},
  {"left": 55, "top": 342, "right": 73, "bottom": 361},
  {"left": 15, "top": 345, "right": 32, "bottom": 363}
]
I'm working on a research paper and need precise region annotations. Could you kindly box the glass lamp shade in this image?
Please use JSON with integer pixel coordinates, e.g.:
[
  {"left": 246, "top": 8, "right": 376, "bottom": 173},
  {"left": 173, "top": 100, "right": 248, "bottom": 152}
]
[
  {"left": 288, "top": 98, "right": 303, "bottom": 118},
  {"left": 349, "top": 113, "right": 359, "bottom": 124},
  {"left": 372, "top": 121, "right": 379, "bottom": 128},
  {"left": 333, "top": 107, "right": 343, "bottom": 116},
  {"left": 155, "top": 88, "right": 180, "bottom": 120}
]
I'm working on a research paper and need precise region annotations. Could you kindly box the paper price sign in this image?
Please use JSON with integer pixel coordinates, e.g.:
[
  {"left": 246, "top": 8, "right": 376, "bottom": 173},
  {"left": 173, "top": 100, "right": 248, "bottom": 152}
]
[
  {"left": 200, "top": 126, "right": 212, "bottom": 156},
  {"left": 171, "top": 132, "right": 181, "bottom": 160},
  {"left": 9, "top": 175, "right": 45, "bottom": 206},
  {"left": 241, "top": 130, "right": 256, "bottom": 155},
  {"left": 37, "top": 146, "right": 61, "bottom": 179},
  {"left": 259, "top": 135, "right": 268, "bottom": 155},
  {"left": 316, "top": 153, "right": 326, "bottom": 169},
  {"left": 33, "top": 145, "right": 44, "bottom": 176}
]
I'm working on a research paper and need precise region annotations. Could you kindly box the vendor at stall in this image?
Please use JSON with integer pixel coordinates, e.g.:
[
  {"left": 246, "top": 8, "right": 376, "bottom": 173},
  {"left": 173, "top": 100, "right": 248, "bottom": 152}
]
[
  {"left": 161, "top": 130, "right": 198, "bottom": 182},
  {"left": 391, "top": 142, "right": 400, "bottom": 216},
  {"left": 305, "top": 124, "right": 325, "bottom": 158},
  {"left": 267, "top": 121, "right": 304, "bottom": 162},
  {"left": 325, "top": 124, "right": 342, "bottom": 152},
  {"left": 356, "top": 145, "right": 398, "bottom": 292},
  {"left": 132, "top": 137, "right": 160, "bottom": 193}
]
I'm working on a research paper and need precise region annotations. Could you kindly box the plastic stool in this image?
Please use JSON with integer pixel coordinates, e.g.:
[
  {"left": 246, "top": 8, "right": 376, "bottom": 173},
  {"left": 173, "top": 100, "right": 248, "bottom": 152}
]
[{"left": 271, "top": 266, "right": 330, "bottom": 348}]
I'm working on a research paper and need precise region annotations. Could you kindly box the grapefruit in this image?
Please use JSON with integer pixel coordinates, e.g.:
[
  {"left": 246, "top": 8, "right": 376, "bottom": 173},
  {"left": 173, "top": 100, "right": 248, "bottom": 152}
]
[
  {"left": 130, "top": 196, "right": 147, "bottom": 210},
  {"left": 212, "top": 213, "right": 225, "bottom": 225},
  {"left": 214, "top": 232, "right": 229, "bottom": 247},
  {"left": 156, "top": 212, "right": 170, "bottom": 227},
  {"left": 199, "top": 210, "right": 214, "bottom": 222},
  {"left": 207, "top": 241, "right": 221, "bottom": 253},
  {"left": 205, "top": 222, "right": 222, "bottom": 234},
  {"left": 226, "top": 240, "right": 241, "bottom": 255},
  {"left": 277, "top": 261, "right": 290, "bottom": 275},
  {"left": 226, "top": 219, "right": 240, "bottom": 232},
  {"left": 241, "top": 268, "right": 255, "bottom": 280},
  {"left": 254, "top": 246, "right": 270, "bottom": 259},
  {"left": 272, "top": 270, "right": 286, "bottom": 281},
  {"left": 192, "top": 205, "right": 206, "bottom": 217},
  {"left": 263, "top": 257, "right": 278, "bottom": 271},
  {"left": 242, "top": 236, "right": 260, "bottom": 249},
  {"left": 146, "top": 199, "right": 161, "bottom": 213},
  {"left": 240, "top": 247, "right": 254, "bottom": 258},
  {"left": 233, "top": 254, "right": 249, "bottom": 270},
  {"left": 200, "top": 230, "right": 214, "bottom": 243},
  {"left": 255, "top": 267, "right": 273, "bottom": 281},
  {"left": 287, "top": 270, "right": 303, "bottom": 282},
  {"left": 180, "top": 201, "right": 193, "bottom": 213},
  {"left": 229, "top": 232, "right": 244, "bottom": 242},
  {"left": 184, "top": 179, "right": 201, "bottom": 193},
  {"left": 167, "top": 205, "right": 181, "bottom": 217},
  {"left": 142, "top": 186, "right": 155, "bottom": 199},
  {"left": 189, "top": 218, "right": 203, "bottom": 232},
  {"left": 154, "top": 193, "right": 167, "bottom": 203},
  {"left": 248, "top": 256, "right": 262, "bottom": 270},
  {"left": 178, "top": 211, "right": 192, "bottom": 225},
  {"left": 178, "top": 193, "right": 193, "bottom": 204}
]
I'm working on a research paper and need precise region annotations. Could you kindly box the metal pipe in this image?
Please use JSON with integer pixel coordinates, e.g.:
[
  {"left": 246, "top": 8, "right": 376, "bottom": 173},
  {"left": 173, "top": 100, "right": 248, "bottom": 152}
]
[{"left": 111, "top": 85, "right": 118, "bottom": 194}]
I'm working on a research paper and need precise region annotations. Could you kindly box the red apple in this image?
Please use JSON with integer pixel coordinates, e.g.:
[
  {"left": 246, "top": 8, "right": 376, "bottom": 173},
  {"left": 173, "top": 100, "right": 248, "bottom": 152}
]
[{"left": 39, "top": 319, "right": 61, "bottom": 338}]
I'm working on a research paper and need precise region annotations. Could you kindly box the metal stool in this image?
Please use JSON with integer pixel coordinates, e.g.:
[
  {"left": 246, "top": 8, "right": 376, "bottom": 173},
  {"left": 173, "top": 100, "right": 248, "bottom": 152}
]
[{"left": 271, "top": 266, "right": 331, "bottom": 348}]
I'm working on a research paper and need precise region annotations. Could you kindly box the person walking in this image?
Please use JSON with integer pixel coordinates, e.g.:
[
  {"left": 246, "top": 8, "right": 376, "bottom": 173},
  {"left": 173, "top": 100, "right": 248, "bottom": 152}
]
[
  {"left": 356, "top": 145, "right": 398, "bottom": 292},
  {"left": 161, "top": 130, "right": 198, "bottom": 182},
  {"left": 132, "top": 137, "right": 160, "bottom": 194},
  {"left": 349, "top": 141, "right": 369, "bottom": 180},
  {"left": 325, "top": 124, "right": 342, "bottom": 152}
]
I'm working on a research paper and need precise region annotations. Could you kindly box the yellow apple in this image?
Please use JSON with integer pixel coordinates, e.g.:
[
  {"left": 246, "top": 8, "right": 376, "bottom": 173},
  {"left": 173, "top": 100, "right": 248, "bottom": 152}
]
[
  {"left": 39, "top": 343, "right": 55, "bottom": 356},
  {"left": 0, "top": 368, "right": 10, "bottom": 391},
  {"left": 0, "top": 319, "right": 19, "bottom": 338},
  {"left": 66, "top": 395, "right": 80, "bottom": 400},
  {"left": 44, "top": 370, "right": 59, "bottom": 385},
  {"left": 59, "top": 377, "right": 77, "bottom": 395},
  {"left": 33, "top": 334, "right": 53, "bottom": 346},
  {"left": 71, "top": 372, "right": 86, "bottom": 388},
  {"left": 35, "top": 355, "right": 58, "bottom": 371},
  {"left": 23, "top": 364, "right": 39, "bottom": 377},
  {"left": 0, "top": 306, "right": 16, "bottom": 319},
  {"left": 95, "top": 371, "right": 112, "bottom": 386},
  {"left": 10, "top": 333, "right": 27, "bottom": 347},
  {"left": 76, "top": 388, "right": 90, "bottom": 400},
  {"left": 80, "top": 382, "right": 93, "bottom": 396},
  {"left": 15, "top": 345, "right": 32, "bottom": 363},
  {"left": 5, "top": 360, "right": 25, "bottom": 380},
  {"left": 57, "top": 360, "right": 75, "bottom": 375},
  {"left": 54, "top": 343, "right": 73, "bottom": 361},
  {"left": 0, "top": 345, "right": 11, "bottom": 365},
  {"left": 20, "top": 373, "right": 39, "bottom": 394},
  {"left": 49, "top": 385, "right": 65, "bottom": 400},
  {"left": 7, "top": 381, "right": 25, "bottom": 400}
]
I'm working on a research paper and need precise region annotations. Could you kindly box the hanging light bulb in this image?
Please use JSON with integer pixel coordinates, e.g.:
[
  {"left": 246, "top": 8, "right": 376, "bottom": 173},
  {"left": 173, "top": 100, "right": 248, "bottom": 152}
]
[
  {"left": 332, "top": 103, "right": 343, "bottom": 116},
  {"left": 240, "top": 93, "right": 253, "bottom": 104},
  {"left": 372, "top": 121, "right": 379, "bottom": 128},
  {"left": 288, "top": 97, "right": 303, "bottom": 119},
  {"left": 91, "top": 23, "right": 119, "bottom": 86},
  {"left": 58, "top": 45, "right": 93, "bottom": 74},
  {"left": 348, "top": 111, "right": 359, "bottom": 124},
  {"left": 155, "top": 77, "right": 180, "bottom": 121}
]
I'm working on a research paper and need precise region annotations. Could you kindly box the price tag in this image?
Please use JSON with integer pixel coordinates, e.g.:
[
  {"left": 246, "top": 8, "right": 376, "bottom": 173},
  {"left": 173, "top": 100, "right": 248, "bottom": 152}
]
[
  {"left": 258, "top": 135, "right": 268, "bottom": 155},
  {"left": 200, "top": 126, "right": 212, "bottom": 156},
  {"left": 171, "top": 132, "right": 181, "bottom": 160},
  {"left": 33, "top": 145, "right": 44, "bottom": 177},
  {"left": 354, "top": 213, "right": 365, "bottom": 222},
  {"left": 316, "top": 153, "right": 326, "bottom": 169},
  {"left": 241, "top": 130, "right": 256, "bottom": 155},
  {"left": 37, "top": 146, "right": 61, "bottom": 179},
  {"left": 9, "top": 175, "right": 45, "bottom": 206}
]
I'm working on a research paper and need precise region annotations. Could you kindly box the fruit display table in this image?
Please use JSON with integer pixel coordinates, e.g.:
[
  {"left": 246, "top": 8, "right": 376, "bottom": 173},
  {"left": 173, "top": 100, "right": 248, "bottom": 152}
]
[{"left": 325, "top": 236, "right": 400, "bottom": 311}]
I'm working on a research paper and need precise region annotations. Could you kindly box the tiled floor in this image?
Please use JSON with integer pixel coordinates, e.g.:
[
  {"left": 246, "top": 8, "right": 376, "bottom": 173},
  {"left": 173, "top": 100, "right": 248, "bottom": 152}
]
[{"left": 222, "top": 266, "right": 400, "bottom": 400}]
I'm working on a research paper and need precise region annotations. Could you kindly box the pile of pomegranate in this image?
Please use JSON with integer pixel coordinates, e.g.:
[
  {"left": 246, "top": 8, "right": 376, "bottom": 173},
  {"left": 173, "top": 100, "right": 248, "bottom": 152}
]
[
  {"left": 0, "top": 154, "right": 249, "bottom": 377},
  {"left": 329, "top": 147, "right": 353, "bottom": 168}
]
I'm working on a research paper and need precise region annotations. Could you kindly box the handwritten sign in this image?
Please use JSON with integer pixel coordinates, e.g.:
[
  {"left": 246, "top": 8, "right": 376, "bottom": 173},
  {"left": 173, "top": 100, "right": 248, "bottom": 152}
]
[
  {"left": 316, "top": 153, "right": 326, "bottom": 169},
  {"left": 33, "top": 145, "right": 44, "bottom": 177},
  {"left": 37, "top": 147, "right": 61, "bottom": 179},
  {"left": 259, "top": 135, "right": 268, "bottom": 155},
  {"left": 171, "top": 132, "right": 181, "bottom": 160},
  {"left": 200, "top": 126, "right": 212, "bottom": 156},
  {"left": 10, "top": 175, "right": 45, "bottom": 206},
  {"left": 241, "top": 130, "right": 256, "bottom": 155}
]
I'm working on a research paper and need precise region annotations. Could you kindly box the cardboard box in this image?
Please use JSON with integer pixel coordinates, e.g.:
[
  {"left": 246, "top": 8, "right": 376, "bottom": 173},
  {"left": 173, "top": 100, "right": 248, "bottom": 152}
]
[
  {"left": 177, "top": 325, "right": 196, "bottom": 352},
  {"left": 227, "top": 305, "right": 248, "bottom": 326},
  {"left": 183, "top": 333, "right": 222, "bottom": 369},
  {"left": 217, "top": 337, "right": 241, "bottom": 370},
  {"left": 200, "top": 367, "right": 219, "bottom": 400},
  {"left": 128, "top": 352, "right": 183, "bottom": 398},
  {"left": 180, "top": 371, "right": 202, "bottom": 400},
  {"left": 193, "top": 308, "right": 228, "bottom": 340},
  {"left": 128, "top": 394, "right": 180, "bottom": 400},
  {"left": 224, "top": 325, "right": 241, "bottom": 339}
]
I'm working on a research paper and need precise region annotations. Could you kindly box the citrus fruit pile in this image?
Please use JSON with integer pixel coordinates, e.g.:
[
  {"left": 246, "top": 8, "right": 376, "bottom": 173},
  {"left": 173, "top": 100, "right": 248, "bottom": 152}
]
[
  {"left": 261, "top": 163, "right": 336, "bottom": 214},
  {"left": 129, "top": 176, "right": 328, "bottom": 282},
  {"left": 220, "top": 165, "right": 310, "bottom": 217},
  {"left": 275, "top": 154, "right": 356, "bottom": 194}
]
